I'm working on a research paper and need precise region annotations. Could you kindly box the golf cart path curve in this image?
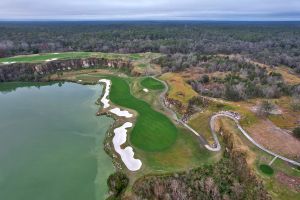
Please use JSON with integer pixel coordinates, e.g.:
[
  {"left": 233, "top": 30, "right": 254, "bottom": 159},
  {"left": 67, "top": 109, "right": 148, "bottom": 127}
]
[{"left": 152, "top": 76, "right": 300, "bottom": 167}]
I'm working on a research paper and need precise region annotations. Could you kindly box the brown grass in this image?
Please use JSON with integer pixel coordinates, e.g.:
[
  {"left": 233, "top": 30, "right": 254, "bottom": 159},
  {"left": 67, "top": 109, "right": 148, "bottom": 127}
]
[
  {"left": 246, "top": 119, "right": 300, "bottom": 158},
  {"left": 218, "top": 118, "right": 256, "bottom": 165},
  {"left": 160, "top": 72, "right": 198, "bottom": 106},
  {"left": 268, "top": 97, "right": 300, "bottom": 130}
]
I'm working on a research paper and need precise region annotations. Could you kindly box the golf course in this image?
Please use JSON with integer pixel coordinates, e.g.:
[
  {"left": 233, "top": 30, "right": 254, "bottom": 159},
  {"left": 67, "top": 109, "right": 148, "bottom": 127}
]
[
  {"left": 97, "top": 75, "right": 178, "bottom": 152},
  {"left": 140, "top": 77, "right": 165, "bottom": 90},
  {"left": 1, "top": 51, "right": 299, "bottom": 200}
]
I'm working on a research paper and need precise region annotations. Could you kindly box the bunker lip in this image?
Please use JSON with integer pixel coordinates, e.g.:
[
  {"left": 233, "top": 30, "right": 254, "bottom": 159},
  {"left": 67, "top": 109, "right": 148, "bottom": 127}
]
[
  {"left": 98, "top": 78, "right": 142, "bottom": 172},
  {"left": 112, "top": 122, "right": 142, "bottom": 171},
  {"left": 99, "top": 79, "right": 111, "bottom": 108},
  {"left": 45, "top": 58, "right": 58, "bottom": 62},
  {"left": 110, "top": 107, "right": 133, "bottom": 118}
]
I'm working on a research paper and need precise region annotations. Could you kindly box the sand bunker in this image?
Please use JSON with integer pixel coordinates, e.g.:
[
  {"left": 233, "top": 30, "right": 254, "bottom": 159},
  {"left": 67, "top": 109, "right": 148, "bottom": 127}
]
[
  {"left": 110, "top": 108, "right": 133, "bottom": 118},
  {"left": 112, "top": 122, "right": 142, "bottom": 171},
  {"left": 99, "top": 79, "right": 111, "bottom": 108},
  {"left": 45, "top": 58, "right": 58, "bottom": 62},
  {"left": 2, "top": 62, "right": 16, "bottom": 64},
  {"left": 143, "top": 88, "right": 149, "bottom": 93}
]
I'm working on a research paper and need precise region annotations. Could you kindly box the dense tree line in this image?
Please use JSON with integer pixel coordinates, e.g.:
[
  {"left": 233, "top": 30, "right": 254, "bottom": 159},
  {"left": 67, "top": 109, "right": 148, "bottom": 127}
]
[
  {"left": 159, "top": 54, "right": 295, "bottom": 101},
  {"left": 0, "top": 21, "right": 300, "bottom": 73}
]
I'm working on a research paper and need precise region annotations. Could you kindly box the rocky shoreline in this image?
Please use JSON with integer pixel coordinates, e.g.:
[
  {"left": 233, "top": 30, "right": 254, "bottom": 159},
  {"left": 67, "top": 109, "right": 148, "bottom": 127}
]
[{"left": 0, "top": 57, "right": 132, "bottom": 82}]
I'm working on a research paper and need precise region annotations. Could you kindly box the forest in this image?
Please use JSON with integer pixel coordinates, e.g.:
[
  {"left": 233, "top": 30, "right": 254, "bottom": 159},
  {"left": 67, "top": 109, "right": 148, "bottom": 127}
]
[{"left": 0, "top": 21, "right": 300, "bottom": 74}]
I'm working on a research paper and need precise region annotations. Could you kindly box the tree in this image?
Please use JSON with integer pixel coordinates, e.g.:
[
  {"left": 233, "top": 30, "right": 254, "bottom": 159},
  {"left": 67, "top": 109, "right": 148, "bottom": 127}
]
[
  {"left": 201, "top": 74, "right": 210, "bottom": 83},
  {"left": 293, "top": 127, "right": 300, "bottom": 139},
  {"left": 257, "top": 101, "right": 275, "bottom": 116},
  {"left": 107, "top": 172, "right": 129, "bottom": 199}
]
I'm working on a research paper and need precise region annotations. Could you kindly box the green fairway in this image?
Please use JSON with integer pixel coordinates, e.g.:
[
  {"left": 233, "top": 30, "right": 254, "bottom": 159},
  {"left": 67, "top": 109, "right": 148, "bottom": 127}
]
[
  {"left": 0, "top": 52, "right": 95, "bottom": 63},
  {"left": 259, "top": 164, "right": 274, "bottom": 175},
  {"left": 104, "top": 76, "right": 178, "bottom": 151},
  {"left": 140, "top": 77, "right": 165, "bottom": 90},
  {"left": 0, "top": 52, "right": 163, "bottom": 65}
]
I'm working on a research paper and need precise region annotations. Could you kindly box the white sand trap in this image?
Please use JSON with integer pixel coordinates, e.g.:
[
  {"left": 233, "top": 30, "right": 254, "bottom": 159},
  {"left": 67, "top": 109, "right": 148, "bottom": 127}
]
[
  {"left": 45, "top": 58, "right": 58, "bottom": 62},
  {"left": 143, "top": 88, "right": 149, "bottom": 93},
  {"left": 99, "top": 79, "right": 111, "bottom": 108},
  {"left": 53, "top": 53, "right": 60, "bottom": 54},
  {"left": 113, "top": 122, "right": 142, "bottom": 171},
  {"left": 78, "top": 80, "right": 82, "bottom": 82},
  {"left": 110, "top": 108, "right": 133, "bottom": 118},
  {"left": 2, "top": 62, "right": 16, "bottom": 64}
]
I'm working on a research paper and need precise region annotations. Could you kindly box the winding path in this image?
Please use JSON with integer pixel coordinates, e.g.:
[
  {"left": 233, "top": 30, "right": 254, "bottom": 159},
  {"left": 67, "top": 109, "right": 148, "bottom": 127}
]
[
  {"left": 152, "top": 76, "right": 220, "bottom": 151},
  {"left": 152, "top": 76, "right": 300, "bottom": 167}
]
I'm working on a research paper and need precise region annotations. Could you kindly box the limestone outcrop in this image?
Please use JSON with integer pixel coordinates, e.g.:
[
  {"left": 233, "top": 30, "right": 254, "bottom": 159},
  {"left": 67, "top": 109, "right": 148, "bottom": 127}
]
[{"left": 0, "top": 58, "right": 133, "bottom": 81}]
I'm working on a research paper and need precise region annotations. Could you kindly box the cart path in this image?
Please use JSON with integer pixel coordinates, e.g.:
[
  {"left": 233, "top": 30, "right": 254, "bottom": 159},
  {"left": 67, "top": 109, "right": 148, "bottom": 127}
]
[{"left": 153, "top": 76, "right": 300, "bottom": 166}]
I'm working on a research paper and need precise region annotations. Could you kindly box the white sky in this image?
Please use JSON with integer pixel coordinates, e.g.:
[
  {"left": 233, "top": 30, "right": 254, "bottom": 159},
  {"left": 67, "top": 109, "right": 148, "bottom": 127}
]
[{"left": 0, "top": 0, "right": 299, "bottom": 20}]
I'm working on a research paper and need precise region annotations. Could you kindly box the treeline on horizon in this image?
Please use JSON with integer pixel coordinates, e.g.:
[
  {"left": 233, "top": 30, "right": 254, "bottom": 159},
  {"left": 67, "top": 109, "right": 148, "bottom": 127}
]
[{"left": 0, "top": 21, "right": 300, "bottom": 74}]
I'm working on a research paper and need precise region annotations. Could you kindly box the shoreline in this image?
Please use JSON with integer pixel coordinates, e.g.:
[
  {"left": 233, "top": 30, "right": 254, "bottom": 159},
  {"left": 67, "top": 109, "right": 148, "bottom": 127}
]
[{"left": 97, "top": 79, "right": 142, "bottom": 172}]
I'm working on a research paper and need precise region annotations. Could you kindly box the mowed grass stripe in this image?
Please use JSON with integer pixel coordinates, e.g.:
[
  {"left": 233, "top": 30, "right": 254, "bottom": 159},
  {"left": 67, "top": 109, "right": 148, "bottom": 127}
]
[
  {"left": 140, "top": 77, "right": 165, "bottom": 90},
  {"left": 107, "top": 76, "right": 178, "bottom": 152}
]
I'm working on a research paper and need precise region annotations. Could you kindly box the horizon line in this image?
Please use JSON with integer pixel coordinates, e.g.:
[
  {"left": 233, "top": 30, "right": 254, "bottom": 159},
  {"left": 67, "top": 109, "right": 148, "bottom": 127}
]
[{"left": 0, "top": 19, "right": 300, "bottom": 22}]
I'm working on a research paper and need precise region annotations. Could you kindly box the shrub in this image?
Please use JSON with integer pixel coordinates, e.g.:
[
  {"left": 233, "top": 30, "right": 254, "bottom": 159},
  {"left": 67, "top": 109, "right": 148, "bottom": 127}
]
[
  {"left": 257, "top": 100, "right": 275, "bottom": 116},
  {"left": 107, "top": 172, "right": 129, "bottom": 199},
  {"left": 293, "top": 127, "right": 300, "bottom": 139},
  {"left": 200, "top": 74, "right": 210, "bottom": 83}
]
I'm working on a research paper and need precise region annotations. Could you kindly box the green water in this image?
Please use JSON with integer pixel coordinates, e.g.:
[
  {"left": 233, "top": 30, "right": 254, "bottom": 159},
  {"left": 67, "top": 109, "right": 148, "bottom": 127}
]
[{"left": 0, "top": 82, "right": 114, "bottom": 200}]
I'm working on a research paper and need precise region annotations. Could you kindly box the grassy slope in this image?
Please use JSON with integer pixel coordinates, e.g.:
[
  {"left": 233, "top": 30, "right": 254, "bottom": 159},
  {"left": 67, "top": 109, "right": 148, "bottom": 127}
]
[{"left": 140, "top": 77, "right": 164, "bottom": 90}]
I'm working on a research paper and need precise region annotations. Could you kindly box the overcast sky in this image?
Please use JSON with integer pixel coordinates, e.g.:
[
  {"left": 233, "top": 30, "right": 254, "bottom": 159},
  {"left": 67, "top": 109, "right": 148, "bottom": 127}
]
[{"left": 0, "top": 0, "right": 299, "bottom": 21}]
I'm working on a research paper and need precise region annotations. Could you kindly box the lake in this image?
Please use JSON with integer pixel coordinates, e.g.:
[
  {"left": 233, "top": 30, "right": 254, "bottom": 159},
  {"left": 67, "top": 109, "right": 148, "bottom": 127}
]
[{"left": 0, "top": 82, "right": 114, "bottom": 200}]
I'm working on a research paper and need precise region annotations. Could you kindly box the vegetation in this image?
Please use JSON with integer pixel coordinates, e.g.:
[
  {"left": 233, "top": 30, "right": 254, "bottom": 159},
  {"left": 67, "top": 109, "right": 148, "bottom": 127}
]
[
  {"left": 1, "top": 21, "right": 299, "bottom": 199},
  {"left": 0, "top": 52, "right": 94, "bottom": 63},
  {"left": 106, "top": 172, "right": 129, "bottom": 200},
  {"left": 178, "top": 55, "right": 295, "bottom": 101},
  {"left": 259, "top": 164, "right": 274, "bottom": 175},
  {"left": 104, "top": 75, "right": 178, "bottom": 151},
  {"left": 132, "top": 120, "right": 270, "bottom": 200},
  {"left": 293, "top": 127, "right": 300, "bottom": 139},
  {"left": 1, "top": 22, "right": 300, "bottom": 74},
  {"left": 160, "top": 72, "right": 198, "bottom": 113},
  {"left": 140, "top": 77, "right": 164, "bottom": 90},
  {"left": 257, "top": 101, "right": 275, "bottom": 116}
]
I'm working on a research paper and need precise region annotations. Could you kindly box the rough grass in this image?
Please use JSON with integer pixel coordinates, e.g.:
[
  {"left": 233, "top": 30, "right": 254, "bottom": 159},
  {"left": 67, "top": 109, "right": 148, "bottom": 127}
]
[
  {"left": 103, "top": 75, "right": 178, "bottom": 152},
  {"left": 140, "top": 77, "right": 165, "bottom": 90},
  {"left": 160, "top": 72, "right": 198, "bottom": 106},
  {"left": 188, "top": 110, "right": 215, "bottom": 144}
]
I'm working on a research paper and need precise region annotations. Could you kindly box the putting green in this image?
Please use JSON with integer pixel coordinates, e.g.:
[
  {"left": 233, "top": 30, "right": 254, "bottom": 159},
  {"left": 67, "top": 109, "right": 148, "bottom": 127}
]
[
  {"left": 105, "top": 76, "right": 178, "bottom": 152},
  {"left": 259, "top": 164, "right": 274, "bottom": 175},
  {"left": 140, "top": 77, "right": 165, "bottom": 90}
]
